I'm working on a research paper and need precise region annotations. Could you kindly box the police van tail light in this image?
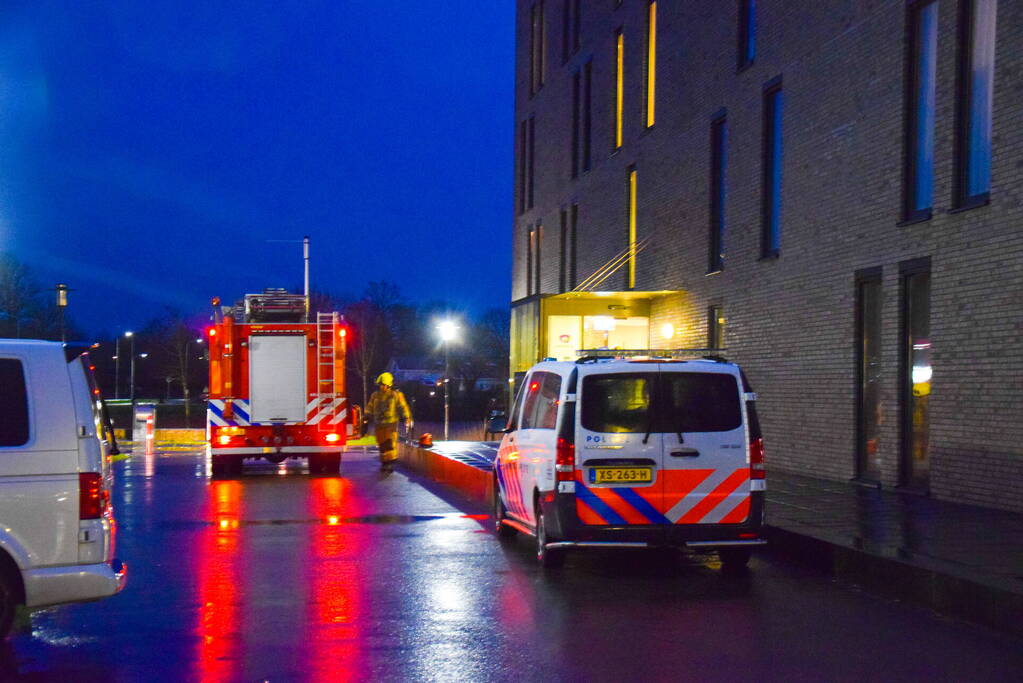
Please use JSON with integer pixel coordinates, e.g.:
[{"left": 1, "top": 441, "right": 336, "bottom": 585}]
[
  {"left": 750, "top": 437, "right": 765, "bottom": 480},
  {"left": 80, "top": 472, "right": 108, "bottom": 519},
  {"left": 556, "top": 437, "right": 575, "bottom": 482}
]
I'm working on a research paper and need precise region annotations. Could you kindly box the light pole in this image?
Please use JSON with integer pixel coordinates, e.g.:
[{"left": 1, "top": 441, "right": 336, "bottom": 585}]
[
  {"left": 436, "top": 319, "right": 459, "bottom": 441},
  {"left": 55, "top": 284, "right": 70, "bottom": 343},
  {"left": 127, "top": 332, "right": 136, "bottom": 404},
  {"left": 114, "top": 338, "right": 121, "bottom": 399}
]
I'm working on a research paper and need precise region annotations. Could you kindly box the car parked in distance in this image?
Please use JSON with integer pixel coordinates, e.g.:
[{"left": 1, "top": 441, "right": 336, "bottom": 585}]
[
  {"left": 492, "top": 356, "right": 765, "bottom": 572},
  {"left": 0, "top": 340, "right": 126, "bottom": 636}
]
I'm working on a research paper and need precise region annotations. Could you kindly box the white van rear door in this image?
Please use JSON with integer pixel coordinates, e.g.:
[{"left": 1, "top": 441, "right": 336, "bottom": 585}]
[
  {"left": 249, "top": 335, "right": 307, "bottom": 423},
  {"left": 658, "top": 365, "right": 750, "bottom": 525},
  {"left": 574, "top": 367, "right": 665, "bottom": 526}
]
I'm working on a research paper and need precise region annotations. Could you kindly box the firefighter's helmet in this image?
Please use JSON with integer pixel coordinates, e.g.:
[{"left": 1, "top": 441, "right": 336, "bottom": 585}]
[{"left": 376, "top": 372, "right": 394, "bottom": 387}]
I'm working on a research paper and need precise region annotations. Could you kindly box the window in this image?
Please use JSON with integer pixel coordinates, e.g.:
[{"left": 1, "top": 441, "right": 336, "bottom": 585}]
[
  {"left": 646, "top": 1, "right": 657, "bottom": 128},
  {"left": 561, "top": 0, "right": 571, "bottom": 64},
  {"left": 614, "top": 29, "right": 624, "bottom": 149},
  {"left": 527, "top": 116, "right": 536, "bottom": 209},
  {"left": 855, "top": 268, "right": 883, "bottom": 483},
  {"left": 738, "top": 0, "right": 756, "bottom": 70},
  {"left": 761, "top": 78, "right": 783, "bottom": 257},
  {"left": 526, "top": 228, "right": 535, "bottom": 296},
  {"left": 530, "top": 2, "right": 547, "bottom": 95},
  {"left": 955, "top": 0, "right": 997, "bottom": 207},
  {"left": 708, "top": 305, "right": 725, "bottom": 350},
  {"left": 559, "top": 208, "right": 568, "bottom": 292},
  {"left": 571, "top": 70, "right": 581, "bottom": 178},
  {"left": 569, "top": 204, "right": 579, "bottom": 289},
  {"left": 580, "top": 372, "right": 741, "bottom": 434},
  {"left": 572, "top": 0, "right": 581, "bottom": 53},
  {"left": 521, "top": 372, "right": 561, "bottom": 430},
  {"left": 583, "top": 60, "right": 593, "bottom": 171},
  {"left": 900, "top": 258, "right": 931, "bottom": 490},
  {"left": 626, "top": 166, "right": 637, "bottom": 289},
  {"left": 904, "top": 0, "right": 938, "bottom": 221},
  {"left": 0, "top": 359, "right": 30, "bottom": 447},
  {"left": 518, "top": 119, "right": 529, "bottom": 214},
  {"left": 535, "top": 222, "right": 543, "bottom": 294},
  {"left": 708, "top": 112, "right": 728, "bottom": 273}
]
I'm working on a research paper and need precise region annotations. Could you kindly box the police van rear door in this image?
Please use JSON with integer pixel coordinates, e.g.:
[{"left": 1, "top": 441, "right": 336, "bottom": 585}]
[
  {"left": 656, "top": 364, "right": 750, "bottom": 525},
  {"left": 574, "top": 366, "right": 664, "bottom": 526}
]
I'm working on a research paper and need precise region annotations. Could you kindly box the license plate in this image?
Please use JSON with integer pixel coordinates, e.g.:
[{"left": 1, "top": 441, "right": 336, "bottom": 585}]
[{"left": 589, "top": 467, "right": 653, "bottom": 484}]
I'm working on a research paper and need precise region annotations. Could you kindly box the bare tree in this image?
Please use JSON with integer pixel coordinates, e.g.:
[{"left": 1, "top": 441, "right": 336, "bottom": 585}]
[{"left": 343, "top": 300, "right": 391, "bottom": 406}]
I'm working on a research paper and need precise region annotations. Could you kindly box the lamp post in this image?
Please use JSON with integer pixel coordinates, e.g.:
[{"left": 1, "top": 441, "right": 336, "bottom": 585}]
[
  {"left": 55, "top": 284, "right": 70, "bottom": 343},
  {"left": 436, "top": 319, "right": 459, "bottom": 441},
  {"left": 114, "top": 338, "right": 121, "bottom": 399},
  {"left": 127, "top": 332, "right": 136, "bottom": 404}
]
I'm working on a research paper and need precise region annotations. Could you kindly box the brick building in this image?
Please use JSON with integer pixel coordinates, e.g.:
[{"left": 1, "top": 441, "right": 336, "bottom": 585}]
[{"left": 509, "top": 0, "right": 1022, "bottom": 512}]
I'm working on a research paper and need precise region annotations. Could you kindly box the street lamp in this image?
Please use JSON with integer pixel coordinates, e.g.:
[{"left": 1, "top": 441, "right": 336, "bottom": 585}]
[
  {"left": 126, "top": 332, "right": 136, "bottom": 404},
  {"left": 55, "top": 284, "right": 70, "bottom": 343},
  {"left": 436, "top": 319, "right": 459, "bottom": 441}
]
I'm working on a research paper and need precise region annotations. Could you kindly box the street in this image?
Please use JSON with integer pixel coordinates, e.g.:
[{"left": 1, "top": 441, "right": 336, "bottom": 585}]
[{"left": 5, "top": 448, "right": 1023, "bottom": 682}]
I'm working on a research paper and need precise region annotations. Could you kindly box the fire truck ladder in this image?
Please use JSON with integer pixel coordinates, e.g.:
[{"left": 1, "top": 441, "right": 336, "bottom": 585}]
[{"left": 315, "top": 312, "right": 340, "bottom": 432}]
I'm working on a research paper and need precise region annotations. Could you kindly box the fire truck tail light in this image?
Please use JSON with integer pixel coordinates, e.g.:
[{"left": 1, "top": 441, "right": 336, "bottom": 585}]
[
  {"left": 80, "top": 473, "right": 105, "bottom": 519},
  {"left": 325, "top": 433, "right": 340, "bottom": 443},
  {"left": 218, "top": 435, "right": 232, "bottom": 445}
]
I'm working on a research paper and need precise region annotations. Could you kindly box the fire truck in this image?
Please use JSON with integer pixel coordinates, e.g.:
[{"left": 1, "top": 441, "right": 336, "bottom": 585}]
[{"left": 205, "top": 289, "right": 350, "bottom": 475}]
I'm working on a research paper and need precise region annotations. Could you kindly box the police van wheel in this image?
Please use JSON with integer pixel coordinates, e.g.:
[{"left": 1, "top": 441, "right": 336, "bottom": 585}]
[
  {"left": 0, "top": 569, "right": 17, "bottom": 638},
  {"left": 719, "top": 548, "right": 751, "bottom": 575},
  {"left": 535, "top": 504, "right": 564, "bottom": 569},
  {"left": 493, "top": 478, "right": 516, "bottom": 540}
]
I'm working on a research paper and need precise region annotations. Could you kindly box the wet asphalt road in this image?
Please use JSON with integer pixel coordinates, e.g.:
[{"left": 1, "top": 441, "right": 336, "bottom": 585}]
[{"left": 4, "top": 448, "right": 1023, "bottom": 682}]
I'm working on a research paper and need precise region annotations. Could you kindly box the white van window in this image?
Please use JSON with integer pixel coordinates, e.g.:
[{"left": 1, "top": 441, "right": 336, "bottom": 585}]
[
  {"left": 581, "top": 373, "right": 652, "bottom": 433},
  {"left": 660, "top": 373, "right": 741, "bottom": 432},
  {"left": 534, "top": 373, "right": 562, "bottom": 429},
  {"left": 0, "top": 359, "right": 30, "bottom": 446},
  {"left": 519, "top": 372, "right": 546, "bottom": 429}
]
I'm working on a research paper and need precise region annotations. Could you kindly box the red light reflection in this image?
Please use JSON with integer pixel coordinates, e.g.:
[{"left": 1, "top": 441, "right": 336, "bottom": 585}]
[
  {"left": 307, "top": 477, "right": 369, "bottom": 681},
  {"left": 196, "top": 480, "right": 242, "bottom": 683}
]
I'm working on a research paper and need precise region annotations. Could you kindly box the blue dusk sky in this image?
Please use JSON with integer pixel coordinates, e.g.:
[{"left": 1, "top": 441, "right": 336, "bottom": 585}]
[{"left": 0, "top": 1, "right": 515, "bottom": 333}]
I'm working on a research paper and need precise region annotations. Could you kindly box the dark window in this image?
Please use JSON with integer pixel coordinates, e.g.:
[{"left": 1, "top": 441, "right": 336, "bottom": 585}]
[
  {"left": 738, "top": 0, "right": 756, "bottom": 70},
  {"left": 660, "top": 373, "right": 742, "bottom": 433},
  {"left": 855, "top": 268, "right": 883, "bottom": 483},
  {"left": 708, "top": 305, "right": 725, "bottom": 350},
  {"left": 904, "top": 0, "right": 938, "bottom": 221},
  {"left": 527, "top": 116, "right": 536, "bottom": 209},
  {"left": 581, "top": 374, "right": 652, "bottom": 433},
  {"left": 581, "top": 372, "right": 742, "bottom": 434},
  {"left": 0, "top": 359, "right": 30, "bottom": 447},
  {"left": 582, "top": 60, "right": 593, "bottom": 171},
  {"left": 900, "top": 258, "right": 931, "bottom": 490},
  {"left": 955, "top": 0, "right": 997, "bottom": 207},
  {"left": 559, "top": 208, "right": 568, "bottom": 292},
  {"left": 761, "top": 78, "right": 783, "bottom": 257},
  {"left": 530, "top": 2, "right": 546, "bottom": 95},
  {"left": 572, "top": 0, "right": 581, "bottom": 52},
  {"left": 561, "top": 0, "right": 571, "bottom": 64},
  {"left": 569, "top": 204, "right": 579, "bottom": 289},
  {"left": 709, "top": 112, "right": 728, "bottom": 273},
  {"left": 518, "top": 120, "right": 528, "bottom": 214},
  {"left": 571, "top": 70, "right": 581, "bottom": 178}
]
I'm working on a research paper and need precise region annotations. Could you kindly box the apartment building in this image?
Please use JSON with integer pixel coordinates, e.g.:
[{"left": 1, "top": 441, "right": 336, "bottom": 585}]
[{"left": 510, "top": 0, "right": 1022, "bottom": 512}]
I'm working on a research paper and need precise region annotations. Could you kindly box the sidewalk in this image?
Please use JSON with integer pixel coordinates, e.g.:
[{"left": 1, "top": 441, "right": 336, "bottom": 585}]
[{"left": 398, "top": 439, "right": 1023, "bottom": 638}]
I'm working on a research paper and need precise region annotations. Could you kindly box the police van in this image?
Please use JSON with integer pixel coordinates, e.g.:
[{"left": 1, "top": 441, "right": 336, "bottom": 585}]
[{"left": 492, "top": 354, "right": 765, "bottom": 571}]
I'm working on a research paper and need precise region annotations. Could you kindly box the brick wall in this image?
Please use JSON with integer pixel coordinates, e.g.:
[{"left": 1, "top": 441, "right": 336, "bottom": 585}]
[{"left": 512, "top": 0, "right": 1023, "bottom": 512}]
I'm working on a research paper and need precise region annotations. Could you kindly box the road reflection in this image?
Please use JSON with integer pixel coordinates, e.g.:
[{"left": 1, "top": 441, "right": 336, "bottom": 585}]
[{"left": 196, "top": 479, "right": 242, "bottom": 682}]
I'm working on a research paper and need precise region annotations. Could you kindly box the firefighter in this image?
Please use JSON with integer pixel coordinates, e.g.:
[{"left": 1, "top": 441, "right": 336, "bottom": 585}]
[{"left": 366, "top": 372, "right": 412, "bottom": 471}]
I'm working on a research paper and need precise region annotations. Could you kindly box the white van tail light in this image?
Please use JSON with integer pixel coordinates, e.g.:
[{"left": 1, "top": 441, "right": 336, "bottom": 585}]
[
  {"left": 556, "top": 437, "right": 575, "bottom": 482},
  {"left": 750, "top": 437, "right": 765, "bottom": 480},
  {"left": 80, "top": 472, "right": 108, "bottom": 519}
]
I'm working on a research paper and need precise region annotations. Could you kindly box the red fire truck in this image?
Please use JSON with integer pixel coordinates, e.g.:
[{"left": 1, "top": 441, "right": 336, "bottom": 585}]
[{"left": 205, "top": 289, "right": 350, "bottom": 475}]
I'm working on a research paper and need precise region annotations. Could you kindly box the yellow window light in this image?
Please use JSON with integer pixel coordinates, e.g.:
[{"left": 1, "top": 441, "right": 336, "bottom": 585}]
[
  {"left": 616, "top": 31, "right": 624, "bottom": 148},
  {"left": 647, "top": 2, "right": 657, "bottom": 128}
]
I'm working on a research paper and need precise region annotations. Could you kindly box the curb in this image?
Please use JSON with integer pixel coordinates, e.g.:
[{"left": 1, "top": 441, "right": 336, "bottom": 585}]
[{"left": 399, "top": 441, "right": 1023, "bottom": 638}]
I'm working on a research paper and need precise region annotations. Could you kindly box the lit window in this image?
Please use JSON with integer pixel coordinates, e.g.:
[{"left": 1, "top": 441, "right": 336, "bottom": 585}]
[
  {"left": 627, "top": 167, "right": 637, "bottom": 289},
  {"left": 956, "top": 0, "right": 997, "bottom": 207},
  {"left": 646, "top": 2, "right": 657, "bottom": 128},
  {"left": 615, "top": 29, "right": 624, "bottom": 149},
  {"left": 708, "top": 306, "right": 725, "bottom": 350}
]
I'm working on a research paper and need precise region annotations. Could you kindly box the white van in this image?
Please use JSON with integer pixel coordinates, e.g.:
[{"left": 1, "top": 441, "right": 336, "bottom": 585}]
[
  {"left": 0, "top": 340, "right": 126, "bottom": 636},
  {"left": 493, "top": 356, "right": 766, "bottom": 571}
]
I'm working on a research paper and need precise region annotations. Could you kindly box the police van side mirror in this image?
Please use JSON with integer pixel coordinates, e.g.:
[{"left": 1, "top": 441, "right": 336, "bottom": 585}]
[{"left": 486, "top": 416, "right": 512, "bottom": 435}]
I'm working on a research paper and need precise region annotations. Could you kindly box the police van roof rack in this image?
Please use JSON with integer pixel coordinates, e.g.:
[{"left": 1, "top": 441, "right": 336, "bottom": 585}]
[{"left": 575, "top": 349, "right": 729, "bottom": 364}]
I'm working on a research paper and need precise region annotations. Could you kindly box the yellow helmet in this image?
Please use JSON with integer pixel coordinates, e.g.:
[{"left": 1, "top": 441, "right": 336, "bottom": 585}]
[{"left": 376, "top": 372, "right": 394, "bottom": 387}]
